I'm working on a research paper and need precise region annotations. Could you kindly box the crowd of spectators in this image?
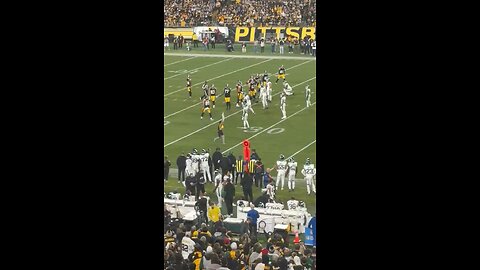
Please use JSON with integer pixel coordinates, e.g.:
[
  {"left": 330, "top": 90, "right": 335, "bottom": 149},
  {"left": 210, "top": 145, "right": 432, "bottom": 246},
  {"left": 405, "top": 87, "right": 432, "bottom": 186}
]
[{"left": 164, "top": 0, "right": 316, "bottom": 28}]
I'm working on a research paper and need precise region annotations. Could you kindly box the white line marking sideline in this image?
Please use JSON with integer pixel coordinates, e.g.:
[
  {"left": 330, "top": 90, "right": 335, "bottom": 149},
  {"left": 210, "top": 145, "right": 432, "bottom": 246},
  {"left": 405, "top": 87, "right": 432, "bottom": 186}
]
[
  {"left": 164, "top": 56, "right": 197, "bottom": 67},
  {"left": 163, "top": 58, "right": 233, "bottom": 80}
]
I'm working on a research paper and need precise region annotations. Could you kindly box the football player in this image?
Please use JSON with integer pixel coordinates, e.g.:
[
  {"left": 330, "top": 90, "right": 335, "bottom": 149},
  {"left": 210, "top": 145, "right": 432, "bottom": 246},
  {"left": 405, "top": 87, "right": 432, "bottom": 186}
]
[
  {"left": 243, "top": 94, "right": 255, "bottom": 114},
  {"left": 283, "top": 81, "right": 293, "bottom": 96},
  {"left": 200, "top": 149, "right": 212, "bottom": 183},
  {"left": 185, "top": 153, "right": 193, "bottom": 179},
  {"left": 287, "top": 157, "right": 298, "bottom": 192},
  {"left": 259, "top": 84, "right": 268, "bottom": 109},
  {"left": 201, "top": 81, "right": 209, "bottom": 100},
  {"left": 305, "top": 85, "right": 311, "bottom": 108},
  {"left": 274, "top": 154, "right": 288, "bottom": 191},
  {"left": 213, "top": 119, "right": 225, "bottom": 144},
  {"left": 276, "top": 65, "right": 286, "bottom": 83},
  {"left": 241, "top": 99, "right": 250, "bottom": 129},
  {"left": 262, "top": 70, "right": 269, "bottom": 85},
  {"left": 186, "top": 75, "right": 192, "bottom": 98},
  {"left": 280, "top": 93, "right": 287, "bottom": 120},
  {"left": 212, "top": 169, "right": 223, "bottom": 208},
  {"left": 209, "top": 84, "right": 217, "bottom": 108},
  {"left": 248, "top": 80, "right": 256, "bottom": 103},
  {"left": 224, "top": 84, "right": 232, "bottom": 110},
  {"left": 266, "top": 78, "right": 273, "bottom": 102},
  {"left": 301, "top": 158, "right": 316, "bottom": 195},
  {"left": 191, "top": 149, "right": 200, "bottom": 175},
  {"left": 200, "top": 96, "right": 213, "bottom": 120},
  {"left": 235, "top": 80, "right": 243, "bottom": 107}
]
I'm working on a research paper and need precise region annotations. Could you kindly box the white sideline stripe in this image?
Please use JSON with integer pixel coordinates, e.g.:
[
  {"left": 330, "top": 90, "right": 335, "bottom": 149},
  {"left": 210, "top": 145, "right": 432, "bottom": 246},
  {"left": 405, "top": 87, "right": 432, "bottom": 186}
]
[
  {"left": 164, "top": 77, "right": 316, "bottom": 148},
  {"left": 164, "top": 59, "right": 273, "bottom": 97},
  {"left": 163, "top": 58, "right": 234, "bottom": 80},
  {"left": 164, "top": 52, "right": 316, "bottom": 61},
  {"left": 221, "top": 102, "right": 317, "bottom": 154},
  {"left": 287, "top": 140, "right": 316, "bottom": 160},
  {"left": 164, "top": 56, "right": 197, "bottom": 67},
  {"left": 163, "top": 60, "right": 314, "bottom": 119}
]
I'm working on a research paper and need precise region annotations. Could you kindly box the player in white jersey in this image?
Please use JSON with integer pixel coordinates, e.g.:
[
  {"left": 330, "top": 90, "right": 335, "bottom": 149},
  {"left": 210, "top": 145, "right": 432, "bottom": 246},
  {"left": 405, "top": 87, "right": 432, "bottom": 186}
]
[
  {"left": 274, "top": 154, "right": 288, "bottom": 190},
  {"left": 181, "top": 233, "right": 196, "bottom": 259},
  {"left": 243, "top": 95, "right": 255, "bottom": 114},
  {"left": 283, "top": 81, "right": 293, "bottom": 96},
  {"left": 259, "top": 84, "right": 268, "bottom": 109},
  {"left": 287, "top": 157, "right": 298, "bottom": 192},
  {"left": 191, "top": 148, "right": 200, "bottom": 174},
  {"left": 266, "top": 80, "right": 273, "bottom": 102},
  {"left": 305, "top": 85, "right": 311, "bottom": 108},
  {"left": 213, "top": 169, "right": 223, "bottom": 208},
  {"left": 241, "top": 100, "right": 250, "bottom": 129},
  {"left": 280, "top": 93, "right": 287, "bottom": 120},
  {"left": 266, "top": 179, "right": 276, "bottom": 201},
  {"left": 301, "top": 158, "right": 316, "bottom": 195},
  {"left": 185, "top": 153, "right": 193, "bottom": 178},
  {"left": 200, "top": 149, "right": 212, "bottom": 182}
]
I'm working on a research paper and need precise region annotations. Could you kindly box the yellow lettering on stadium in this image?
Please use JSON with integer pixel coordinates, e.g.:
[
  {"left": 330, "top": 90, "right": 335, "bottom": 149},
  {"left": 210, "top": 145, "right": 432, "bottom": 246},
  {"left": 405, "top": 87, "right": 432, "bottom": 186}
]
[
  {"left": 250, "top": 27, "right": 256, "bottom": 42},
  {"left": 272, "top": 27, "right": 283, "bottom": 39},
  {"left": 257, "top": 27, "right": 269, "bottom": 39},
  {"left": 235, "top": 27, "right": 250, "bottom": 42},
  {"left": 301, "top": 27, "right": 316, "bottom": 40},
  {"left": 286, "top": 27, "right": 300, "bottom": 39}
]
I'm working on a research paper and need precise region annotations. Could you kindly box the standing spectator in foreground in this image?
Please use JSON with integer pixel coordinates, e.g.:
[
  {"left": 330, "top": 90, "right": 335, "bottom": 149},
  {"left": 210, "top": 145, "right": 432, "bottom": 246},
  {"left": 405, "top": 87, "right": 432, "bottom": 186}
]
[
  {"left": 241, "top": 171, "right": 254, "bottom": 202},
  {"left": 211, "top": 35, "right": 216, "bottom": 49},
  {"left": 223, "top": 178, "right": 235, "bottom": 216},
  {"left": 254, "top": 39, "right": 258, "bottom": 53},
  {"left": 251, "top": 149, "right": 260, "bottom": 161},
  {"left": 192, "top": 32, "right": 198, "bottom": 48},
  {"left": 212, "top": 148, "right": 222, "bottom": 172},
  {"left": 254, "top": 159, "right": 264, "bottom": 188},
  {"left": 227, "top": 152, "right": 237, "bottom": 183},
  {"left": 242, "top": 42, "right": 247, "bottom": 53},
  {"left": 279, "top": 38, "right": 285, "bottom": 54},
  {"left": 308, "top": 214, "right": 316, "bottom": 247},
  {"left": 246, "top": 204, "right": 259, "bottom": 236},
  {"left": 208, "top": 149, "right": 214, "bottom": 183},
  {"left": 220, "top": 153, "right": 230, "bottom": 176},
  {"left": 177, "top": 153, "right": 186, "bottom": 184},
  {"left": 164, "top": 156, "right": 171, "bottom": 181},
  {"left": 260, "top": 38, "right": 265, "bottom": 53},
  {"left": 271, "top": 38, "right": 276, "bottom": 53},
  {"left": 235, "top": 155, "right": 244, "bottom": 184},
  {"left": 312, "top": 39, "right": 316, "bottom": 57},
  {"left": 179, "top": 34, "right": 183, "bottom": 48},
  {"left": 173, "top": 36, "right": 178, "bottom": 50}
]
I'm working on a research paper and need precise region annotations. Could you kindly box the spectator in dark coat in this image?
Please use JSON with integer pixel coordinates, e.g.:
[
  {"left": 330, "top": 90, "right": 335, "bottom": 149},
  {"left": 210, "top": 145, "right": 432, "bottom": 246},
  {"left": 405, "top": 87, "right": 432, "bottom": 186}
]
[
  {"left": 223, "top": 177, "right": 235, "bottom": 216},
  {"left": 176, "top": 153, "right": 186, "bottom": 183},
  {"left": 227, "top": 152, "right": 236, "bottom": 183},
  {"left": 251, "top": 149, "right": 260, "bottom": 160},
  {"left": 212, "top": 148, "right": 222, "bottom": 171},
  {"left": 254, "top": 159, "right": 264, "bottom": 187},
  {"left": 241, "top": 172, "right": 254, "bottom": 202},
  {"left": 219, "top": 153, "right": 230, "bottom": 176},
  {"left": 208, "top": 149, "right": 213, "bottom": 182},
  {"left": 164, "top": 156, "right": 171, "bottom": 181}
]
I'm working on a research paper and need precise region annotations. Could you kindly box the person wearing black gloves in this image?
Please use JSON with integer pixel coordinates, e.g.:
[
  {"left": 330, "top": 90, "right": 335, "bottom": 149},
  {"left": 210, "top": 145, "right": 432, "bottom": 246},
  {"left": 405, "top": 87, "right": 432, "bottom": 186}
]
[
  {"left": 241, "top": 171, "right": 254, "bottom": 203},
  {"left": 212, "top": 147, "right": 222, "bottom": 171},
  {"left": 185, "top": 172, "right": 197, "bottom": 196},
  {"left": 176, "top": 153, "right": 186, "bottom": 183},
  {"left": 196, "top": 170, "right": 207, "bottom": 201},
  {"left": 254, "top": 159, "right": 264, "bottom": 187},
  {"left": 196, "top": 192, "right": 208, "bottom": 224},
  {"left": 251, "top": 149, "right": 260, "bottom": 160},
  {"left": 219, "top": 153, "right": 230, "bottom": 176},
  {"left": 227, "top": 152, "right": 236, "bottom": 183},
  {"left": 164, "top": 156, "right": 171, "bottom": 181},
  {"left": 223, "top": 177, "right": 236, "bottom": 216}
]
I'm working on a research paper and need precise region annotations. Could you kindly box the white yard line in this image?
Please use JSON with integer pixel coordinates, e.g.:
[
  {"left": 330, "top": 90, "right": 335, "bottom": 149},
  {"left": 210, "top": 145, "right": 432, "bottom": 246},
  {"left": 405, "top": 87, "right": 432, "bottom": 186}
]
[
  {"left": 164, "top": 59, "right": 273, "bottom": 97},
  {"left": 163, "top": 60, "right": 314, "bottom": 119},
  {"left": 164, "top": 58, "right": 234, "bottom": 80},
  {"left": 164, "top": 52, "right": 316, "bottom": 61},
  {"left": 164, "top": 77, "right": 316, "bottom": 148},
  {"left": 221, "top": 102, "right": 317, "bottom": 154},
  {"left": 286, "top": 140, "right": 316, "bottom": 160},
  {"left": 164, "top": 56, "right": 197, "bottom": 67}
]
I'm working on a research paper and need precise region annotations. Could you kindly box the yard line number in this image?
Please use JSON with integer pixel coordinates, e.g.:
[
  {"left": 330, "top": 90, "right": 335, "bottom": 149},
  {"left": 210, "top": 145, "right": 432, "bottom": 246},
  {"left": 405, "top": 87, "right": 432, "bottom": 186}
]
[{"left": 237, "top": 126, "right": 285, "bottom": 134}]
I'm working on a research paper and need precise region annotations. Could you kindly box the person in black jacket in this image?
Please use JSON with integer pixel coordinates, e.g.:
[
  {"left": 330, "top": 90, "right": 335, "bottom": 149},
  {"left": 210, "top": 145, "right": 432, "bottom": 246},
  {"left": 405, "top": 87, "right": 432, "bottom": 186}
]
[
  {"left": 254, "top": 159, "right": 264, "bottom": 187},
  {"left": 176, "top": 153, "right": 186, "bottom": 183},
  {"left": 212, "top": 148, "right": 222, "bottom": 171},
  {"left": 164, "top": 156, "right": 171, "bottom": 181},
  {"left": 251, "top": 149, "right": 260, "bottom": 160},
  {"left": 185, "top": 172, "right": 196, "bottom": 195},
  {"left": 223, "top": 177, "right": 235, "bottom": 216},
  {"left": 219, "top": 153, "right": 230, "bottom": 176},
  {"left": 241, "top": 171, "right": 254, "bottom": 202},
  {"left": 196, "top": 170, "right": 206, "bottom": 201},
  {"left": 227, "top": 152, "right": 236, "bottom": 183},
  {"left": 207, "top": 149, "right": 213, "bottom": 183}
]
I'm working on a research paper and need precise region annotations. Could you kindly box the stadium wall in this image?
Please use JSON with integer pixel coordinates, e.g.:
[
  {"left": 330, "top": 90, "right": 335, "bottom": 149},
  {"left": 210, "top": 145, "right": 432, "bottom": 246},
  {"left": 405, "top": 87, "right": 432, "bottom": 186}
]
[{"left": 234, "top": 26, "right": 316, "bottom": 42}]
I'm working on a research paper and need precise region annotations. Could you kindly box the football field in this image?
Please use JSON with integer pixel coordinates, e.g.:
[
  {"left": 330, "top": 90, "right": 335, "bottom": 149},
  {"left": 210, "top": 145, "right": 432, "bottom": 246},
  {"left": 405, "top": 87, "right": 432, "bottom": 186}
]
[{"left": 164, "top": 53, "right": 317, "bottom": 215}]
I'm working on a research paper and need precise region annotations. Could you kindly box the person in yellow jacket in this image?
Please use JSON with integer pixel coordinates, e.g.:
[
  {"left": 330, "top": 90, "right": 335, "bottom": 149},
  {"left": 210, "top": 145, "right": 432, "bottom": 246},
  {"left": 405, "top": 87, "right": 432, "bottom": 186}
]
[
  {"left": 207, "top": 201, "right": 221, "bottom": 224},
  {"left": 192, "top": 32, "right": 198, "bottom": 48}
]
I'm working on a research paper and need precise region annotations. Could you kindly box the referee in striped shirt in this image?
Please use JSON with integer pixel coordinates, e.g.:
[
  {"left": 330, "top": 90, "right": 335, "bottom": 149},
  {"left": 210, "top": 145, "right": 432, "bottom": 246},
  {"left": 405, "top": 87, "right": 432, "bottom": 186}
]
[{"left": 235, "top": 156, "right": 244, "bottom": 184}]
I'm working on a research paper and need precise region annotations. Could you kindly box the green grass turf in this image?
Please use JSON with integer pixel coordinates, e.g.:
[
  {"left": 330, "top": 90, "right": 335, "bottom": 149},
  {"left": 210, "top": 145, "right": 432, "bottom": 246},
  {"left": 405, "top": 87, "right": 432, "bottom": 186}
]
[{"left": 164, "top": 54, "right": 317, "bottom": 215}]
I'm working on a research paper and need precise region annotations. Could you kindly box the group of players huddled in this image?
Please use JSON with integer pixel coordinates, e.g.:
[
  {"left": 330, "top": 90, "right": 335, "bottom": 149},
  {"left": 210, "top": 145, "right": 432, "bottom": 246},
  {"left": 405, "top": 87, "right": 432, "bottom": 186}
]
[
  {"left": 177, "top": 148, "right": 317, "bottom": 208},
  {"left": 186, "top": 65, "right": 313, "bottom": 130}
]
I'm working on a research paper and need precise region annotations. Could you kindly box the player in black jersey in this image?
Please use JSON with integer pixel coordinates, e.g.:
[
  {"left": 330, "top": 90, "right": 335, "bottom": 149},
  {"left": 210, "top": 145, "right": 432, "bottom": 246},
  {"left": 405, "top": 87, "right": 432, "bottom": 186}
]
[
  {"left": 276, "top": 65, "right": 286, "bottom": 83},
  {"left": 209, "top": 84, "right": 217, "bottom": 108},
  {"left": 201, "top": 81, "right": 209, "bottom": 100},
  {"left": 186, "top": 75, "right": 192, "bottom": 98},
  {"left": 224, "top": 84, "right": 232, "bottom": 110}
]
